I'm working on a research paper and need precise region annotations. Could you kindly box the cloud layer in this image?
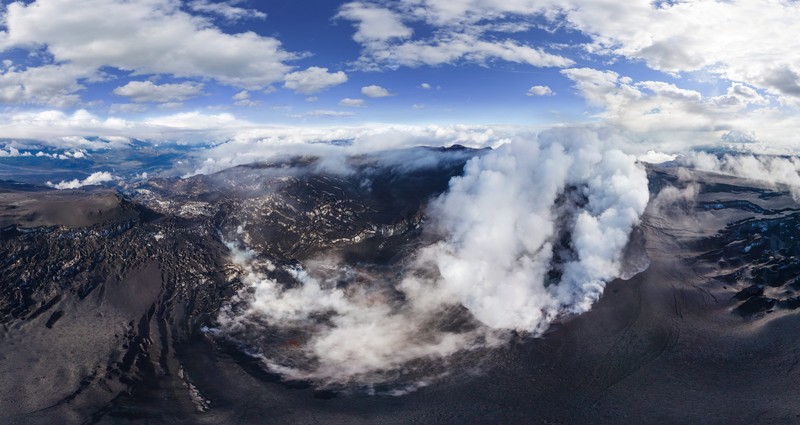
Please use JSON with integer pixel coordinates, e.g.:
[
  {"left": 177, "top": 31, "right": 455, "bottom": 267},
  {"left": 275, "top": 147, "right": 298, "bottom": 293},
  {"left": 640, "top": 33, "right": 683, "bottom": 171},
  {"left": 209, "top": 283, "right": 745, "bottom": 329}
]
[
  {"left": 283, "top": 67, "right": 348, "bottom": 94},
  {"left": 0, "top": 0, "right": 296, "bottom": 105},
  {"left": 1, "top": 0, "right": 798, "bottom": 147},
  {"left": 113, "top": 81, "right": 205, "bottom": 103},
  {"left": 46, "top": 171, "right": 116, "bottom": 189}
]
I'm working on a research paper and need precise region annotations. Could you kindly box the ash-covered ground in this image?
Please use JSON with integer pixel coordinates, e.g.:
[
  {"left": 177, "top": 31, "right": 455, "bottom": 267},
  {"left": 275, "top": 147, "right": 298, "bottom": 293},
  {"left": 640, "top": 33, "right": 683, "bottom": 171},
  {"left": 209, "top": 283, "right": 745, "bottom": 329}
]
[{"left": 2, "top": 146, "right": 800, "bottom": 424}]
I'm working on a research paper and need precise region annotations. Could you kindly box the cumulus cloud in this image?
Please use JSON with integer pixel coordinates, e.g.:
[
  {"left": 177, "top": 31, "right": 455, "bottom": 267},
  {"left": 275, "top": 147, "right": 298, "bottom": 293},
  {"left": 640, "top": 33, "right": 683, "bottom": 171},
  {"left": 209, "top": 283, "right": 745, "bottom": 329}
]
[
  {"left": 283, "top": 67, "right": 348, "bottom": 94},
  {"left": 333, "top": 0, "right": 800, "bottom": 109},
  {"left": 552, "top": 0, "right": 800, "bottom": 103},
  {"left": 361, "top": 85, "right": 392, "bottom": 98},
  {"left": 367, "top": 0, "right": 800, "bottom": 103},
  {"left": 0, "top": 109, "right": 129, "bottom": 138},
  {"left": 232, "top": 90, "right": 259, "bottom": 107},
  {"left": 0, "top": 63, "right": 86, "bottom": 107},
  {"left": 34, "top": 149, "right": 89, "bottom": 160},
  {"left": 0, "top": 108, "right": 257, "bottom": 144},
  {"left": 420, "top": 83, "right": 432, "bottom": 89},
  {"left": 113, "top": 81, "right": 204, "bottom": 103},
  {"left": 0, "top": 0, "right": 296, "bottom": 105},
  {"left": 216, "top": 128, "right": 649, "bottom": 386},
  {"left": 339, "top": 98, "right": 365, "bottom": 107},
  {"left": 527, "top": 85, "right": 553, "bottom": 96},
  {"left": 0, "top": 145, "right": 32, "bottom": 157},
  {"left": 559, "top": 67, "right": 800, "bottom": 150},
  {"left": 46, "top": 171, "right": 116, "bottom": 189},
  {"left": 336, "top": 2, "right": 413, "bottom": 42}
]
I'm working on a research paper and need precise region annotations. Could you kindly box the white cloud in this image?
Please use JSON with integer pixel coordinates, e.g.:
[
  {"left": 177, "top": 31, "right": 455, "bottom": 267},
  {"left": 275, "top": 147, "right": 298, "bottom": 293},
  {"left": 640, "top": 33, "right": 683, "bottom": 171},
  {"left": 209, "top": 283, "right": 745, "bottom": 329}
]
[
  {"left": 420, "top": 82, "right": 432, "bottom": 89},
  {"left": 187, "top": 0, "right": 266, "bottom": 22},
  {"left": 305, "top": 96, "right": 319, "bottom": 102},
  {"left": 0, "top": 0, "right": 296, "bottom": 105},
  {"left": 397, "top": 0, "right": 542, "bottom": 26},
  {"left": 145, "top": 111, "right": 242, "bottom": 129},
  {"left": 232, "top": 90, "right": 259, "bottom": 107},
  {"left": 0, "top": 145, "right": 32, "bottom": 157},
  {"left": 552, "top": 0, "right": 800, "bottom": 103},
  {"left": 361, "top": 85, "right": 392, "bottom": 98},
  {"left": 336, "top": 0, "right": 800, "bottom": 106},
  {"left": 283, "top": 67, "right": 348, "bottom": 94},
  {"left": 0, "top": 115, "right": 532, "bottom": 162},
  {"left": 0, "top": 63, "right": 86, "bottom": 107},
  {"left": 339, "top": 98, "right": 365, "bottom": 107},
  {"left": 47, "top": 135, "right": 131, "bottom": 150},
  {"left": 336, "top": 2, "right": 412, "bottom": 42},
  {"left": 5, "top": 109, "right": 127, "bottom": 134},
  {"left": 46, "top": 171, "right": 116, "bottom": 189},
  {"left": 109, "top": 103, "right": 148, "bottom": 114},
  {"left": 637, "top": 150, "right": 676, "bottom": 164},
  {"left": 158, "top": 102, "right": 184, "bottom": 109},
  {"left": 421, "top": 0, "right": 800, "bottom": 105},
  {"left": 35, "top": 149, "right": 90, "bottom": 160},
  {"left": 113, "top": 80, "right": 204, "bottom": 103},
  {"left": 0, "top": 109, "right": 255, "bottom": 143},
  {"left": 559, "top": 67, "right": 800, "bottom": 150},
  {"left": 232, "top": 90, "right": 250, "bottom": 101},
  {"left": 526, "top": 85, "right": 553, "bottom": 96},
  {"left": 354, "top": 32, "right": 574, "bottom": 70},
  {"left": 182, "top": 123, "right": 520, "bottom": 175},
  {"left": 290, "top": 109, "right": 355, "bottom": 119},
  {"left": 337, "top": 1, "right": 573, "bottom": 70}
]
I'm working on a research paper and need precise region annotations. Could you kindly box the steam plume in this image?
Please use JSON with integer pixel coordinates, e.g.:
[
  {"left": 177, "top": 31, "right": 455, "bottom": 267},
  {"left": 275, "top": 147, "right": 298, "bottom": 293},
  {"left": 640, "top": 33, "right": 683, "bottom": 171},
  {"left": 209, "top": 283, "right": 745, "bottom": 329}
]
[{"left": 217, "top": 133, "right": 650, "bottom": 388}]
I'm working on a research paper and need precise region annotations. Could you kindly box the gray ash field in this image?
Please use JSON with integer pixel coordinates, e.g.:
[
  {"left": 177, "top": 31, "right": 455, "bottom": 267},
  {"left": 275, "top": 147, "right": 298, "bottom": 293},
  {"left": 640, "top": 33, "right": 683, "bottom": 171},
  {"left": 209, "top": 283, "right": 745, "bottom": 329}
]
[{"left": 2, "top": 148, "right": 800, "bottom": 424}]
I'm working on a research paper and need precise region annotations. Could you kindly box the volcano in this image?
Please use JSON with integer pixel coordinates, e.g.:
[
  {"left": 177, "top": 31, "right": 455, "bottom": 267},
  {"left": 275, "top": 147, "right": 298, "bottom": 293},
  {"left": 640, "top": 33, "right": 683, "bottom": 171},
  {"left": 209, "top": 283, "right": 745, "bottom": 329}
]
[{"left": 2, "top": 147, "right": 800, "bottom": 424}]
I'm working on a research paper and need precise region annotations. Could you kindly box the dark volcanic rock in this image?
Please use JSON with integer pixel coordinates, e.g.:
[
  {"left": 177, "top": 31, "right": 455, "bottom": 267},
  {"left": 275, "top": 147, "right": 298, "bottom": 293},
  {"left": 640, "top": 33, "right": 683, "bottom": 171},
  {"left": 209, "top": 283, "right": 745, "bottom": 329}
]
[
  {"left": 0, "top": 148, "right": 481, "bottom": 424},
  {"left": 736, "top": 296, "right": 777, "bottom": 316},
  {"left": 734, "top": 284, "right": 764, "bottom": 300},
  {"left": 778, "top": 296, "right": 800, "bottom": 310},
  {"left": 5, "top": 157, "right": 800, "bottom": 425}
]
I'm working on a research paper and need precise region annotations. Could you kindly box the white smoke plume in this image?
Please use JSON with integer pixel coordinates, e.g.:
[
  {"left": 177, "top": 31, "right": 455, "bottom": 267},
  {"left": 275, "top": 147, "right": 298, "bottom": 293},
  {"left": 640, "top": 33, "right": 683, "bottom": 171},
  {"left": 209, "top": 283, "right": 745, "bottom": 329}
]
[
  {"left": 217, "top": 132, "right": 650, "bottom": 389},
  {"left": 650, "top": 183, "right": 701, "bottom": 217},
  {"left": 681, "top": 152, "right": 800, "bottom": 200}
]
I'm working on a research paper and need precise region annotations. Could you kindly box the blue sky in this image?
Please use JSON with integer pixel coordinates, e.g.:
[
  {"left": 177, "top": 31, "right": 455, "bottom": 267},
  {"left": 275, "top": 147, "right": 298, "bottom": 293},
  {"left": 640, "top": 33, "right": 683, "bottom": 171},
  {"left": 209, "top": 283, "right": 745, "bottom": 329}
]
[{"left": 0, "top": 0, "right": 799, "bottom": 151}]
